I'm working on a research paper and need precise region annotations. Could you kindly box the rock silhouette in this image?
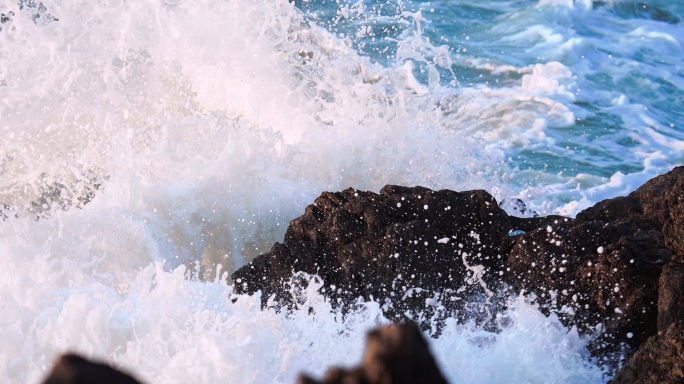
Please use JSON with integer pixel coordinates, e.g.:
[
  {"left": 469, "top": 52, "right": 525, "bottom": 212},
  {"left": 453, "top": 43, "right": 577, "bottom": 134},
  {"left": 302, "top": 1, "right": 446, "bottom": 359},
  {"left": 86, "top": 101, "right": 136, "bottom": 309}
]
[
  {"left": 41, "top": 354, "right": 142, "bottom": 384},
  {"left": 298, "top": 322, "right": 448, "bottom": 384}
]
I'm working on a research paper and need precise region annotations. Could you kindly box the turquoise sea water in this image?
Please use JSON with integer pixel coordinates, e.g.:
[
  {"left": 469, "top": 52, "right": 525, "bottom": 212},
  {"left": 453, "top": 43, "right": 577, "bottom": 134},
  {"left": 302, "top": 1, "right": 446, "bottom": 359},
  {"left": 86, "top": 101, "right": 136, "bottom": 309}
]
[
  {"left": 0, "top": 0, "right": 682, "bottom": 382},
  {"left": 296, "top": 0, "right": 684, "bottom": 210}
]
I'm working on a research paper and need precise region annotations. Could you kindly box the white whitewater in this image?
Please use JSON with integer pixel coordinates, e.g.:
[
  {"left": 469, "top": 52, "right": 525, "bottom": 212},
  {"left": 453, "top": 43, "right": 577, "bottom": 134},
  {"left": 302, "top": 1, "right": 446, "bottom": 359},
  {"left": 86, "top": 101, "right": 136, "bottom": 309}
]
[{"left": 1, "top": 0, "right": 682, "bottom": 382}]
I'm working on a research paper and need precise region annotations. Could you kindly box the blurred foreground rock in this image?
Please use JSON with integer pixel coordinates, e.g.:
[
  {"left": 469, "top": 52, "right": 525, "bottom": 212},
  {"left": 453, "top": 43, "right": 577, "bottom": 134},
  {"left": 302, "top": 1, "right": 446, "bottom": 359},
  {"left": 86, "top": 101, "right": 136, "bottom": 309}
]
[
  {"left": 41, "top": 354, "right": 142, "bottom": 384},
  {"left": 298, "top": 322, "right": 447, "bottom": 384},
  {"left": 42, "top": 323, "right": 445, "bottom": 384}
]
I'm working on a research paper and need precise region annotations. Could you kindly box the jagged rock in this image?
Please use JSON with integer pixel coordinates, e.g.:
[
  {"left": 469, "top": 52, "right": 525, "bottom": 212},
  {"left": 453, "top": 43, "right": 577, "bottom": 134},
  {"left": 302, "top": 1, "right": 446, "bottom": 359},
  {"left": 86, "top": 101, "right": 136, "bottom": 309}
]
[
  {"left": 36, "top": 167, "right": 684, "bottom": 383},
  {"left": 577, "top": 166, "right": 684, "bottom": 260},
  {"left": 41, "top": 354, "right": 142, "bottom": 384},
  {"left": 232, "top": 166, "right": 684, "bottom": 379},
  {"left": 657, "top": 262, "right": 684, "bottom": 333},
  {"left": 504, "top": 166, "right": 684, "bottom": 368},
  {"left": 232, "top": 186, "right": 515, "bottom": 327},
  {"left": 298, "top": 322, "right": 448, "bottom": 384},
  {"left": 506, "top": 217, "right": 671, "bottom": 364},
  {"left": 610, "top": 323, "right": 684, "bottom": 384}
]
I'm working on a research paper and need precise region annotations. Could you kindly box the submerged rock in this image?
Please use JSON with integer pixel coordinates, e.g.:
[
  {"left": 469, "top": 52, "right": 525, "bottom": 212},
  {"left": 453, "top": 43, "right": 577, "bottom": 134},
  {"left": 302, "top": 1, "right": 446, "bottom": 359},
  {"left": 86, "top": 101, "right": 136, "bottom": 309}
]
[
  {"left": 592, "top": 1, "right": 681, "bottom": 24},
  {"left": 298, "top": 322, "right": 448, "bottom": 384},
  {"left": 41, "top": 354, "right": 142, "bottom": 384}
]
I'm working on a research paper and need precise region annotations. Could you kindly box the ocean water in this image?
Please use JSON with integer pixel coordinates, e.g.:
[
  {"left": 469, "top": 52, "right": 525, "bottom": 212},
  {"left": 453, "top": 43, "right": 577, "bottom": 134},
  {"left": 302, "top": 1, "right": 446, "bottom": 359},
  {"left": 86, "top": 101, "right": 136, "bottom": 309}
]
[{"left": 0, "top": 0, "right": 682, "bottom": 382}]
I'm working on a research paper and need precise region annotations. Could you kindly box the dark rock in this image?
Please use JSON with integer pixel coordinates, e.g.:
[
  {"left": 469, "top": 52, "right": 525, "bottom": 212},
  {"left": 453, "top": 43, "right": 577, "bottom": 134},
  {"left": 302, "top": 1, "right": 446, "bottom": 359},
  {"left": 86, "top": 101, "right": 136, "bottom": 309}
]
[
  {"left": 506, "top": 218, "right": 671, "bottom": 363},
  {"left": 41, "top": 353, "right": 142, "bottom": 384},
  {"left": 232, "top": 166, "right": 684, "bottom": 379},
  {"left": 577, "top": 166, "right": 684, "bottom": 260},
  {"left": 507, "top": 214, "right": 568, "bottom": 233},
  {"left": 298, "top": 322, "right": 448, "bottom": 384},
  {"left": 610, "top": 323, "right": 684, "bottom": 384},
  {"left": 658, "top": 262, "right": 684, "bottom": 333},
  {"left": 506, "top": 166, "right": 684, "bottom": 372},
  {"left": 233, "top": 186, "right": 515, "bottom": 328}
]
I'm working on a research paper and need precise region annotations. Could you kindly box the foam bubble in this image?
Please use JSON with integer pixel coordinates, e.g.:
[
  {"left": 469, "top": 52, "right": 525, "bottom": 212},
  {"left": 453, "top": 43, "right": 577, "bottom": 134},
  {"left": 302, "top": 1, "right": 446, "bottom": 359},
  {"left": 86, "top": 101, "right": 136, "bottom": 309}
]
[
  {"left": 0, "top": 0, "right": 682, "bottom": 382},
  {"left": 0, "top": 249, "right": 607, "bottom": 383}
]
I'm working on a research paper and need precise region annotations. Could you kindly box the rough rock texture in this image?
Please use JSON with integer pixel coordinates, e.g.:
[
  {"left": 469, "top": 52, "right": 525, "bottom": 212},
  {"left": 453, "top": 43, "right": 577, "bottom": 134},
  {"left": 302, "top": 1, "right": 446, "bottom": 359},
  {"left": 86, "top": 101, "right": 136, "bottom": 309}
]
[
  {"left": 37, "top": 167, "right": 684, "bottom": 384},
  {"left": 298, "top": 322, "right": 448, "bottom": 384},
  {"left": 506, "top": 218, "right": 671, "bottom": 362},
  {"left": 233, "top": 186, "right": 518, "bottom": 327},
  {"left": 610, "top": 323, "right": 684, "bottom": 384},
  {"left": 658, "top": 262, "right": 684, "bottom": 333},
  {"left": 231, "top": 166, "right": 684, "bottom": 379},
  {"left": 577, "top": 167, "right": 684, "bottom": 260},
  {"left": 42, "top": 354, "right": 142, "bottom": 384}
]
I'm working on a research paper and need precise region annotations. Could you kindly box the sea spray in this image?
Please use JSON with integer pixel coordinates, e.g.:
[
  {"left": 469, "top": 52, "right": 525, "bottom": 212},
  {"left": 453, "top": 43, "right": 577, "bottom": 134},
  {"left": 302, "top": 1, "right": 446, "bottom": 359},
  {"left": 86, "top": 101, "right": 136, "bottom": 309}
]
[
  {"left": 0, "top": 259, "right": 608, "bottom": 383},
  {"left": 0, "top": 0, "right": 493, "bottom": 273},
  {"left": 1, "top": 0, "right": 682, "bottom": 382}
]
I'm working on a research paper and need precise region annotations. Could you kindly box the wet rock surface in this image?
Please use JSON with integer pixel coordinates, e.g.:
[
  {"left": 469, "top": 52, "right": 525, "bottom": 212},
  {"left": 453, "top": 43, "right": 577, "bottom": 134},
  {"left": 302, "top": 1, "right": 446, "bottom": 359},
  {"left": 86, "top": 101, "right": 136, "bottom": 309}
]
[
  {"left": 38, "top": 167, "right": 684, "bottom": 383},
  {"left": 232, "top": 186, "right": 517, "bottom": 328},
  {"left": 577, "top": 166, "right": 684, "bottom": 260},
  {"left": 506, "top": 218, "right": 670, "bottom": 363},
  {"left": 507, "top": 167, "right": 684, "bottom": 375},
  {"left": 609, "top": 323, "right": 684, "bottom": 384},
  {"left": 658, "top": 262, "right": 684, "bottom": 333},
  {"left": 233, "top": 166, "right": 684, "bottom": 379},
  {"left": 298, "top": 322, "right": 448, "bottom": 384}
]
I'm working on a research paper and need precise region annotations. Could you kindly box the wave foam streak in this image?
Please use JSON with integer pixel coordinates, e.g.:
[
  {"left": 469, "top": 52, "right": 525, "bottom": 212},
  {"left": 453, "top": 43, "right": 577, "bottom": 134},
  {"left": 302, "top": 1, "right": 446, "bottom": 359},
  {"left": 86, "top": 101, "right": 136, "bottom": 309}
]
[
  {"left": 0, "top": 0, "right": 680, "bottom": 382},
  {"left": 0, "top": 257, "right": 607, "bottom": 383},
  {"left": 0, "top": 0, "right": 492, "bottom": 272}
]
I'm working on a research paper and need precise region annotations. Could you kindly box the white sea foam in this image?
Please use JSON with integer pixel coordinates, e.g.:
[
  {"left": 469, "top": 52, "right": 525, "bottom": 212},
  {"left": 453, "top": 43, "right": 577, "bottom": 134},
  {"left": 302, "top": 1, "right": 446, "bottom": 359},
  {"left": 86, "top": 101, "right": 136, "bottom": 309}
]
[
  {"left": 0, "top": 0, "right": 682, "bottom": 382},
  {"left": 0, "top": 241, "right": 608, "bottom": 383}
]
